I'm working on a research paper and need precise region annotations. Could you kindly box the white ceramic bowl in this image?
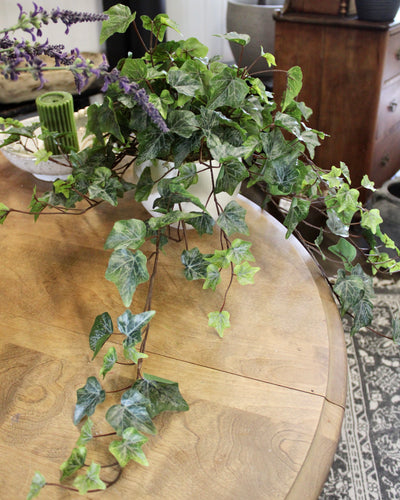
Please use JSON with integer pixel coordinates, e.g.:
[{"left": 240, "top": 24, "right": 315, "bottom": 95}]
[{"left": 0, "top": 108, "right": 91, "bottom": 182}]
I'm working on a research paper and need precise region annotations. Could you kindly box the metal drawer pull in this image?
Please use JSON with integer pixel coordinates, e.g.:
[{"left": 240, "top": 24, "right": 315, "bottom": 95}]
[
  {"left": 380, "top": 154, "right": 390, "bottom": 167},
  {"left": 388, "top": 100, "right": 398, "bottom": 112}
]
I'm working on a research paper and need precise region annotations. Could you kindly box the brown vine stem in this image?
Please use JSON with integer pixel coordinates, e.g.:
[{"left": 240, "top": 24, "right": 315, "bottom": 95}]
[{"left": 137, "top": 231, "right": 162, "bottom": 378}]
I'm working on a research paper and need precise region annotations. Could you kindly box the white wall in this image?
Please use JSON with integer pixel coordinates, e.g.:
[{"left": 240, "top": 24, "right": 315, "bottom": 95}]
[
  {"left": 165, "top": 0, "right": 232, "bottom": 62},
  {"left": 1, "top": 0, "right": 103, "bottom": 52}
]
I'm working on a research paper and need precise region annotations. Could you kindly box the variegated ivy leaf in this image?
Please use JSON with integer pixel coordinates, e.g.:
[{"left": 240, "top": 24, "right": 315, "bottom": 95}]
[
  {"left": 281, "top": 65, "right": 303, "bottom": 112},
  {"left": 109, "top": 427, "right": 149, "bottom": 467},
  {"left": 73, "top": 377, "right": 106, "bottom": 425},
  {"left": 100, "top": 347, "right": 118, "bottom": 379},
  {"left": 328, "top": 238, "right": 357, "bottom": 269},
  {"left": 185, "top": 212, "right": 215, "bottom": 235},
  {"left": 333, "top": 268, "right": 372, "bottom": 318},
  {"left": 76, "top": 418, "right": 94, "bottom": 446},
  {"left": 204, "top": 249, "right": 231, "bottom": 269},
  {"left": 117, "top": 310, "right": 155, "bottom": 339},
  {"left": 351, "top": 295, "right": 373, "bottom": 336},
  {"left": 226, "top": 239, "right": 255, "bottom": 265},
  {"left": 208, "top": 67, "right": 249, "bottom": 109},
  {"left": 284, "top": 198, "right": 311, "bottom": 238},
  {"left": 88, "top": 167, "right": 121, "bottom": 206},
  {"left": 123, "top": 337, "right": 148, "bottom": 363},
  {"left": 104, "top": 219, "right": 147, "bottom": 250},
  {"left": 208, "top": 310, "right": 230, "bottom": 337},
  {"left": 134, "top": 166, "right": 154, "bottom": 202},
  {"left": 215, "top": 158, "right": 248, "bottom": 196},
  {"left": 141, "top": 13, "right": 180, "bottom": 42},
  {"left": 326, "top": 210, "right": 349, "bottom": 238},
  {"left": 73, "top": 462, "right": 106, "bottom": 495},
  {"left": 105, "top": 249, "right": 149, "bottom": 307},
  {"left": 234, "top": 262, "right": 260, "bottom": 285},
  {"left": 134, "top": 373, "right": 189, "bottom": 418},
  {"left": 60, "top": 446, "right": 87, "bottom": 481},
  {"left": 217, "top": 201, "right": 249, "bottom": 237},
  {"left": 27, "top": 472, "right": 45, "bottom": 500},
  {"left": 148, "top": 211, "right": 202, "bottom": 231},
  {"left": 260, "top": 47, "right": 276, "bottom": 67},
  {"left": 89, "top": 312, "right": 113, "bottom": 360},
  {"left": 167, "top": 110, "right": 199, "bottom": 138},
  {"left": 106, "top": 387, "right": 156, "bottom": 435},
  {"left": 361, "top": 208, "right": 383, "bottom": 235},
  {"left": 361, "top": 174, "right": 375, "bottom": 191},
  {"left": 181, "top": 247, "right": 209, "bottom": 280},
  {"left": 203, "top": 265, "right": 221, "bottom": 290},
  {"left": 167, "top": 67, "right": 203, "bottom": 97}
]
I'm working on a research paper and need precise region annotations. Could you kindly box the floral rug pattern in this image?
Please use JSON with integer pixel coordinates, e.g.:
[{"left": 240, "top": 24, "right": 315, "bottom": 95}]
[{"left": 320, "top": 279, "right": 400, "bottom": 500}]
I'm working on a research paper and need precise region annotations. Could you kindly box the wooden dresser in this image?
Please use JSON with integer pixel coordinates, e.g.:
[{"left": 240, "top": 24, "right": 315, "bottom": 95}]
[{"left": 273, "top": 12, "right": 400, "bottom": 198}]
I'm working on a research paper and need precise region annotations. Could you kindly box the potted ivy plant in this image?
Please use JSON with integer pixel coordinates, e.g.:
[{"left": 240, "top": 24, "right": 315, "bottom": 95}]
[{"left": 1, "top": 3, "right": 400, "bottom": 497}]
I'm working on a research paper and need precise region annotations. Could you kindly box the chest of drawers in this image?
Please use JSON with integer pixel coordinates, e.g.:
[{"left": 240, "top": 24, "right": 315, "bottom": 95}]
[{"left": 273, "top": 12, "right": 400, "bottom": 199}]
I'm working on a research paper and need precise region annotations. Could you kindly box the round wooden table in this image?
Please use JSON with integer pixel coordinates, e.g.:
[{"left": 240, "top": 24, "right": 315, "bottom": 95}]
[{"left": 0, "top": 153, "right": 346, "bottom": 499}]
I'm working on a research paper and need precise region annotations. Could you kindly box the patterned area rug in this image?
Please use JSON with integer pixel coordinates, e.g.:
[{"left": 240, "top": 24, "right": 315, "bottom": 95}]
[{"left": 320, "top": 277, "right": 400, "bottom": 500}]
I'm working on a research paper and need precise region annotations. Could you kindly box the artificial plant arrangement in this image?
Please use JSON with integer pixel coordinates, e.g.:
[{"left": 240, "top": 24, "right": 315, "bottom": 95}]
[{"left": 1, "top": 3, "right": 400, "bottom": 498}]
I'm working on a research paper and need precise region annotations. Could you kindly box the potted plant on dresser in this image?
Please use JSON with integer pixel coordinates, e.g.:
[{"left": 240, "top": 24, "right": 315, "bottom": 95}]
[{"left": 1, "top": 3, "right": 400, "bottom": 497}]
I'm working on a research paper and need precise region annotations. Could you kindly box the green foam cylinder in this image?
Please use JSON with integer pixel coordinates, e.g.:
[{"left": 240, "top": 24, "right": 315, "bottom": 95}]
[{"left": 35, "top": 91, "right": 79, "bottom": 155}]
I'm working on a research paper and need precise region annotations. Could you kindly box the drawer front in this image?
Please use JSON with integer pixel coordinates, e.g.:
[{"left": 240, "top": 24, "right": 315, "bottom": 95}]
[
  {"left": 372, "top": 130, "right": 400, "bottom": 187},
  {"left": 383, "top": 29, "right": 400, "bottom": 84},
  {"left": 375, "top": 80, "right": 400, "bottom": 140}
]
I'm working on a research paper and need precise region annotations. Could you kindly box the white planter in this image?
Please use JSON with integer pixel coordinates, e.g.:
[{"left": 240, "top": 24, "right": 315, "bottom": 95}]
[{"left": 135, "top": 159, "right": 239, "bottom": 222}]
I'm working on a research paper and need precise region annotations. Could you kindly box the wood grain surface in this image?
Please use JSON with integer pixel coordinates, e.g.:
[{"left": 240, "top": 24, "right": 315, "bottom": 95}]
[{"left": 0, "top": 153, "right": 346, "bottom": 499}]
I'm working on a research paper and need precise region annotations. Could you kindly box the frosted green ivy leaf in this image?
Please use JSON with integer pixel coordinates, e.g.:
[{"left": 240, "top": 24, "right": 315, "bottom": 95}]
[
  {"left": 217, "top": 32, "right": 250, "bottom": 46},
  {"left": 333, "top": 269, "right": 367, "bottom": 317},
  {"left": 117, "top": 310, "right": 155, "bottom": 339},
  {"left": 100, "top": 4, "right": 136, "bottom": 44},
  {"left": 339, "top": 161, "right": 351, "bottom": 184},
  {"left": 27, "top": 472, "right": 45, "bottom": 500},
  {"left": 284, "top": 198, "right": 311, "bottom": 237},
  {"left": 208, "top": 310, "right": 230, "bottom": 337},
  {"left": 73, "top": 377, "right": 106, "bottom": 425},
  {"left": 361, "top": 175, "right": 375, "bottom": 191},
  {"left": 105, "top": 249, "right": 149, "bottom": 307},
  {"left": 215, "top": 158, "right": 248, "bottom": 195},
  {"left": 88, "top": 166, "right": 121, "bottom": 206},
  {"left": 0, "top": 202, "right": 9, "bottom": 224},
  {"left": 185, "top": 212, "right": 215, "bottom": 235},
  {"left": 135, "top": 167, "right": 154, "bottom": 202},
  {"left": 217, "top": 201, "right": 249, "bottom": 237},
  {"left": 167, "top": 67, "right": 203, "bottom": 97},
  {"left": 181, "top": 247, "right": 209, "bottom": 280},
  {"left": 234, "top": 262, "right": 260, "bottom": 285},
  {"left": 322, "top": 166, "right": 344, "bottom": 189},
  {"left": 89, "top": 312, "right": 113, "bottom": 360},
  {"left": 106, "top": 388, "right": 156, "bottom": 435},
  {"left": 105, "top": 219, "right": 147, "bottom": 250},
  {"left": 208, "top": 67, "right": 249, "bottom": 109},
  {"left": 120, "top": 58, "right": 147, "bottom": 83},
  {"left": 76, "top": 418, "right": 94, "bottom": 446},
  {"left": 148, "top": 211, "right": 203, "bottom": 231},
  {"left": 260, "top": 48, "right": 276, "bottom": 67},
  {"left": 34, "top": 149, "right": 52, "bottom": 165},
  {"left": 109, "top": 427, "right": 149, "bottom": 467},
  {"left": 167, "top": 110, "right": 199, "bottom": 138},
  {"left": 123, "top": 337, "right": 148, "bottom": 363},
  {"left": 203, "top": 264, "right": 221, "bottom": 291},
  {"left": 134, "top": 373, "right": 189, "bottom": 418},
  {"left": 73, "top": 462, "right": 106, "bottom": 495},
  {"left": 60, "top": 446, "right": 87, "bottom": 481},
  {"left": 177, "top": 162, "right": 198, "bottom": 188},
  {"left": 300, "top": 128, "right": 320, "bottom": 159},
  {"left": 100, "top": 347, "right": 118, "bottom": 379},
  {"left": 326, "top": 210, "right": 349, "bottom": 238},
  {"left": 361, "top": 208, "right": 383, "bottom": 235},
  {"left": 331, "top": 184, "right": 360, "bottom": 224},
  {"left": 141, "top": 13, "right": 180, "bottom": 41},
  {"left": 351, "top": 295, "right": 373, "bottom": 335},
  {"left": 226, "top": 239, "right": 255, "bottom": 265}
]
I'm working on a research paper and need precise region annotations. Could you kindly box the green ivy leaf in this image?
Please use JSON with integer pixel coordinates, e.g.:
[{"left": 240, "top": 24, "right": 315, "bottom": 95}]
[
  {"left": 361, "top": 175, "right": 375, "bottom": 191},
  {"left": 208, "top": 67, "right": 249, "bottom": 109},
  {"left": 226, "top": 239, "right": 255, "bottom": 265},
  {"left": 60, "top": 446, "right": 87, "bottom": 481},
  {"left": 89, "top": 312, "right": 113, "bottom": 360},
  {"left": 185, "top": 212, "right": 215, "bottom": 235},
  {"left": 136, "top": 126, "right": 172, "bottom": 163},
  {"left": 215, "top": 158, "right": 248, "bottom": 195},
  {"left": 134, "top": 166, "right": 155, "bottom": 202},
  {"left": 203, "top": 264, "right": 221, "bottom": 291},
  {"left": 0, "top": 202, "right": 9, "bottom": 224},
  {"left": 133, "top": 373, "right": 189, "bottom": 418},
  {"left": 109, "top": 427, "right": 149, "bottom": 467},
  {"left": 73, "top": 377, "right": 106, "bottom": 425},
  {"left": 167, "top": 110, "right": 199, "bottom": 138},
  {"left": 88, "top": 167, "right": 121, "bottom": 206},
  {"left": 260, "top": 48, "right": 276, "bottom": 67},
  {"left": 181, "top": 247, "right": 209, "bottom": 280},
  {"left": 217, "top": 32, "right": 250, "bottom": 46},
  {"left": 118, "top": 309, "right": 155, "bottom": 339},
  {"left": 204, "top": 249, "right": 231, "bottom": 269},
  {"left": 76, "top": 418, "right": 94, "bottom": 446},
  {"left": 141, "top": 13, "right": 180, "bottom": 41},
  {"left": 33, "top": 148, "right": 52, "bottom": 165},
  {"left": 326, "top": 209, "right": 349, "bottom": 238},
  {"left": 177, "top": 162, "right": 198, "bottom": 188},
  {"left": 361, "top": 208, "right": 383, "bottom": 235},
  {"left": 105, "top": 249, "right": 149, "bottom": 307},
  {"left": 123, "top": 337, "right": 148, "bottom": 363},
  {"left": 208, "top": 310, "right": 230, "bottom": 337},
  {"left": 234, "top": 261, "right": 260, "bottom": 285},
  {"left": 333, "top": 266, "right": 374, "bottom": 319},
  {"left": 281, "top": 66, "right": 303, "bottom": 112},
  {"left": 328, "top": 238, "right": 357, "bottom": 269},
  {"left": 87, "top": 97, "right": 124, "bottom": 144},
  {"left": 148, "top": 211, "right": 202, "bottom": 231},
  {"left": 284, "top": 198, "right": 311, "bottom": 237},
  {"left": 105, "top": 219, "right": 147, "bottom": 250},
  {"left": 27, "top": 472, "right": 46, "bottom": 500},
  {"left": 106, "top": 387, "right": 156, "bottom": 435},
  {"left": 217, "top": 201, "right": 249, "bottom": 236},
  {"left": 100, "top": 347, "right": 118, "bottom": 379},
  {"left": 167, "top": 67, "right": 203, "bottom": 97},
  {"left": 100, "top": 4, "right": 136, "bottom": 44},
  {"left": 73, "top": 462, "right": 106, "bottom": 495},
  {"left": 351, "top": 295, "right": 373, "bottom": 335}
]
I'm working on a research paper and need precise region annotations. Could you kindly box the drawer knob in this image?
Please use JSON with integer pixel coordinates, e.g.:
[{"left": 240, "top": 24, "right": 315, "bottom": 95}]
[
  {"left": 397, "top": 49, "right": 400, "bottom": 60},
  {"left": 388, "top": 100, "right": 398, "bottom": 112}
]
